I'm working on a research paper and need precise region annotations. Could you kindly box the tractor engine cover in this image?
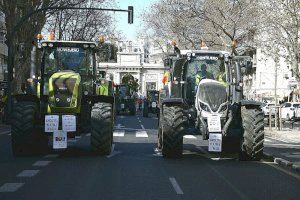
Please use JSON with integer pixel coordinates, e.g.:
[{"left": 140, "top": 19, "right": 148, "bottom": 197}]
[
  {"left": 197, "top": 79, "right": 227, "bottom": 112},
  {"left": 48, "top": 71, "right": 81, "bottom": 113}
]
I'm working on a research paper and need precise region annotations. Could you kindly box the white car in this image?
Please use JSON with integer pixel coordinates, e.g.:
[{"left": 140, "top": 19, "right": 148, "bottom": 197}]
[
  {"left": 280, "top": 102, "right": 300, "bottom": 120},
  {"left": 261, "top": 103, "right": 276, "bottom": 116}
]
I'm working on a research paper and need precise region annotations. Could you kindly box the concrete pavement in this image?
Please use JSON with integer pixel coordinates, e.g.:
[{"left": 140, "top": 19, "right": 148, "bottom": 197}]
[{"left": 264, "top": 129, "right": 300, "bottom": 172}]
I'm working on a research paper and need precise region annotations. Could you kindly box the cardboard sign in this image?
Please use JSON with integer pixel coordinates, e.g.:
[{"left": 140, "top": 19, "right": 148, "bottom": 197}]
[
  {"left": 62, "top": 115, "right": 76, "bottom": 132},
  {"left": 152, "top": 102, "right": 157, "bottom": 108},
  {"left": 53, "top": 130, "right": 67, "bottom": 149},
  {"left": 45, "top": 115, "right": 59, "bottom": 133},
  {"left": 207, "top": 114, "right": 221, "bottom": 132},
  {"left": 208, "top": 133, "right": 222, "bottom": 152}
]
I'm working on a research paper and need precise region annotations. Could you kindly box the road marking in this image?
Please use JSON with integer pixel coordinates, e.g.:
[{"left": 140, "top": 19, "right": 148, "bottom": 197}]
[
  {"left": 141, "top": 125, "right": 145, "bottom": 130},
  {"left": 44, "top": 154, "right": 59, "bottom": 158},
  {"left": 169, "top": 177, "right": 184, "bottom": 195},
  {"left": 0, "top": 130, "right": 11, "bottom": 135},
  {"left": 0, "top": 183, "right": 24, "bottom": 192},
  {"left": 106, "top": 144, "right": 121, "bottom": 158},
  {"left": 32, "top": 160, "right": 52, "bottom": 167},
  {"left": 136, "top": 130, "right": 148, "bottom": 138},
  {"left": 113, "top": 130, "right": 125, "bottom": 137},
  {"left": 86, "top": 133, "right": 91, "bottom": 137},
  {"left": 17, "top": 170, "right": 40, "bottom": 177},
  {"left": 183, "top": 135, "right": 197, "bottom": 139}
]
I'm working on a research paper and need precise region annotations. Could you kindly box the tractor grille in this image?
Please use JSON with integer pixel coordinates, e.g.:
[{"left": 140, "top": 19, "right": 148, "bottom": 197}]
[
  {"left": 52, "top": 78, "right": 76, "bottom": 107},
  {"left": 198, "top": 82, "right": 226, "bottom": 112}
]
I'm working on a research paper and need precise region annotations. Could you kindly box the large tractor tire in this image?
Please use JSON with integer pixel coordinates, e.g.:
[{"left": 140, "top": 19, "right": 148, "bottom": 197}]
[
  {"left": 11, "top": 101, "right": 48, "bottom": 156},
  {"left": 161, "top": 105, "right": 186, "bottom": 158},
  {"left": 91, "top": 102, "right": 113, "bottom": 155},
  {"left": 239, "top": 107, "right": 264, "bottom": 161}
]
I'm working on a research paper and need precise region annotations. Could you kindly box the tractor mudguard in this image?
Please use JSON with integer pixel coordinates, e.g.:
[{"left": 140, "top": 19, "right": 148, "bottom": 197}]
[
  {"left": 87, "top": 95, "right": 114, "bottom": 105},
  {"left": 241, "top": 100, "right": 262, "bottom": 109},
  {"left": 13, "top": 94, "right": 40, "bottom": 104},
  {"left": 162, "top": 98, "right": 184, "bottom": 106}
]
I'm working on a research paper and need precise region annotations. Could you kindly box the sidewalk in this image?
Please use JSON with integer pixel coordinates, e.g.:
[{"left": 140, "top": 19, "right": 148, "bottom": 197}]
[{"left": 264, "top": 129, "right": 300, "bottom": 172}]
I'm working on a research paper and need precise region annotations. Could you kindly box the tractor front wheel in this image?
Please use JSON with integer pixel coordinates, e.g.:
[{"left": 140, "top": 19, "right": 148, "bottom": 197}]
[
  {"left": 91, "top": 102, "right": 113, "bottom": 155},
  {"left": 11, "top": 101, "right": 48, "bottom": 156},
  {"left": 161, "top": 106, "right": 186, "bottom": 158},
  {"left": 239, "top": 107, "right": 264, "bottom": 161}
]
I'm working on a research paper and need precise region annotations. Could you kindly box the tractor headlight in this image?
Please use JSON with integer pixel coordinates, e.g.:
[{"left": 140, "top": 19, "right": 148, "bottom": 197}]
[
  {"left": 48, "top": 43, "right": 54, "bottom": 47},
  {"left": 56, "top": 98, "right": 60, "bottom": 102},
  {"left": 83, "top": 44, "right": 89, "bottom": 48},
  {"left": 67, "top": 98, "right": 71, "bottom": 103},
  {"left": 84, "top": 91, "right": 88, "bottom": 95},
  {"left": 199, "top": 102, "right": 210, "bottom": 112},
  {"left": 90, "top": 44, "right": 96, "bottom": 48}
]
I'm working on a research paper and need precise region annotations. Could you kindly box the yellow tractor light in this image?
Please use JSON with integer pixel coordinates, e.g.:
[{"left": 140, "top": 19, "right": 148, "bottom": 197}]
[
  {"left": 232, "top": 40, "right": 237, "bottom": 48},
  {"left": 171, "top": 40, "right": 177, "bottom": 46},
  {"left": 48, "top": 31, "right": 55, "bottom": 41},
  {"left": 99, "top": 35, "right": 105, "bottom": 43},
  {"left": 36, "top": 34, "right": 43, "bottom": 40}
]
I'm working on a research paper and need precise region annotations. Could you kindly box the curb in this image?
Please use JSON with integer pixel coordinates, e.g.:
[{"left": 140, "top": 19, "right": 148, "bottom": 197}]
[{"left": 263, "top": 153, "right": 300, "bottom": 173}]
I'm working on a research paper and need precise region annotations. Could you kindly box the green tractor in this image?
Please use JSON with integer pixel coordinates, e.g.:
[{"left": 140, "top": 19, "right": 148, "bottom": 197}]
[
  {"left": 11, "top": 40, "right": 114, "bottom": 156},
  {"left": 158, "top": 47, "right": 264, "bottom": 160},
  {"left": 115, "top": 84, "right": 136, "bottom": 115}
]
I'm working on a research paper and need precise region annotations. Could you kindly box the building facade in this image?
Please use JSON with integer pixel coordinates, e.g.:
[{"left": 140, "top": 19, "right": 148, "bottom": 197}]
[
  {"left": 0, "top": 12, "right": 7, "bottom": 82},
  {"left": 98, "top": 39, "right": 165, "bottom": 95}
]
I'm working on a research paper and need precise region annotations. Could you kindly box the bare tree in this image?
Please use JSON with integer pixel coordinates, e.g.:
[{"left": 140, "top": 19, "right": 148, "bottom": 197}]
[
  {"left": 45, "top": 0, "right": 117, "bottom": 41},
  {"left": 142, "top": 0, "right": 260, "bottom": 54},
  {"left": 258, "top": 0, "right": 300, "bottom": 80}
]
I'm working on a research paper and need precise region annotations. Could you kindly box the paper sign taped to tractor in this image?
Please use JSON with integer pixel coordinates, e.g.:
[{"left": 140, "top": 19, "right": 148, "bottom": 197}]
[
  {"left": 121, "top": 104, "right": 125, "bottom": 109},
  {"left": 152, "top": 102, "right": 157, "bottom": 108},
  {"left": 62, "top": 115, "right": 76, "bottom": 132},
  {"left": 53, "top": 130, "right": 67, "bottom": 149},
  {"left": 45, "top": 115, "right": 59, "bottom": 132},
  {"left": 207, "top": 114, "right": 221, "bottom": 132},
  {"left": 208, "top": 133, "right": 222, "bottom": 152}
]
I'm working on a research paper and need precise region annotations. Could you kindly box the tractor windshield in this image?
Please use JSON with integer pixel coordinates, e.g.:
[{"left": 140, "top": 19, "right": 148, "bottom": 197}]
[
  {"left": 185, "top": 55, "right": 225, "bottom": 100},
  {"left": 44, "top": 47, "right": 93, "bottom": 75}
]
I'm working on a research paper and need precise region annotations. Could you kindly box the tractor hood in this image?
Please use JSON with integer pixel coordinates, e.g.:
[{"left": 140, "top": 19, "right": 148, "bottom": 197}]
[
  {"left": 48, "top": 70, "right": 81, "bottom": 113},
  {"left": 196, "top": 79, "right": 227, "bottom": 112}
]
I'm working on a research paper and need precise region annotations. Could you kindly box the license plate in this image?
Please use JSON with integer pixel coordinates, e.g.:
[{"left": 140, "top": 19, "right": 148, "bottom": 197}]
[
  {"left": 152, "top": 102, "right": 157, "bottom": 108},
  {"left": 53, "top": 130, "right": 67, "bottom": 149},
  {"left": 121, "top": 104, "right": 125, "bottom": 109},
  {"left": 45, "top": 115, "right": 59, "bottom": 133},
  {"left": 207, "top": 114, "right": 221, "bottom": 132},
  {"left": 208, "top": 133, "right": 222, "bottom": 152},
  {"left": 62, "top": 115, "right": 76, "bottom": 132}
]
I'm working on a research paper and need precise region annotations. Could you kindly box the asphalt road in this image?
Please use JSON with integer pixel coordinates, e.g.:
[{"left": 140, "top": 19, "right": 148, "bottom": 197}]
[{"left": 0, "top": 114, "right": 300, "bottom": 200}]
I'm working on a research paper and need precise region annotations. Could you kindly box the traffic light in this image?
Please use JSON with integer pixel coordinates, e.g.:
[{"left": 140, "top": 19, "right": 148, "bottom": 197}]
[{"left": 128, "top": 6, "right": 133, "bottom": 24}]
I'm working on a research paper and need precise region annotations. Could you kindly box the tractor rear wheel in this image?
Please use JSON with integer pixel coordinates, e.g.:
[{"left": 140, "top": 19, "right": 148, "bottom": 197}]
[
  {"left": 91, "top": 102, "right": 113, "bottom": 155},
  {"left": 161, "top": 105, "right": 186, "bottom": 158},
  {"left": 239, "top": 107, "right": 264, "bottom": 161},
  {"left": 11, "top": 101, "right": 48, "bottom": 156}
]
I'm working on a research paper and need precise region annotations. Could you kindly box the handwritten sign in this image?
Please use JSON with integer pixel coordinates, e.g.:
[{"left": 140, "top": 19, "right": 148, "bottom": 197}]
[
  {"left": 208, "top": 133, "right": 222, "bottom": 152},
  {"left": 207, "top": 114, "right": 221, "bottom": 132},
  {"left": 62, "top": 115, "right": 76, "bottom": 132},
  {"left": 53, "top": 130, "right": 67, "bottom": 149},
  {"left": 45, "top": 115, "right": 59, "bottom": 133}
]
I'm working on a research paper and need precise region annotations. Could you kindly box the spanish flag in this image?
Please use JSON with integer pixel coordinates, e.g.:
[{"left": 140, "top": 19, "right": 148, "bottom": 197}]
[{"left": 162, "top": 71, "right": 170, "bottom": 85}]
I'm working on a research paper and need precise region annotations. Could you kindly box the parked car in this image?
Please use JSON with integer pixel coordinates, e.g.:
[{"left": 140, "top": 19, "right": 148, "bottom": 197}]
[
  {"left": 280, "top": 102, "right": 300, "bottom": 120},
  {"left": 261, "top": 103, "right": 276, "bottom": 117}
]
